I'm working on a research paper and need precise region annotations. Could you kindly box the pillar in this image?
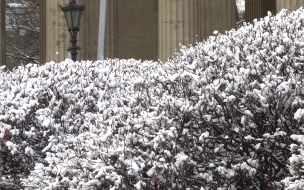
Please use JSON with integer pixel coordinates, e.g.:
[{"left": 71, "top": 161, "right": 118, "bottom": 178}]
[
  {"left": 245, "top": 0, "right": 262, "bottom": 22},
  {"left": 40, "top": 0, "right": 100, "bottom": 64},
  {"left": 78, "top": 0, "right": 100, "bottom": 61},
  {"left": 39, "top": 0, "right": 46, "bottom": 64},
  {"left": 245, "top": 0, "right": 276, "bottom": 22},
  {"left": 199, "top": 0, "right": 237, "bottom": 41},
  {"left": 116, "top": 0, "right": 158, "bottom": 60},
  {"left": 0, "top": 1, "right": 5, "bottom": 66},
  {"left": 277, "top": 0, "right": 304, "bottom": 12},
  {"left": 158, "top": 0, "right": 237, "bottom": 62},
  {"left": 40, "top": 0, "right": 70, "bottom": 63},
  {"left": 158, "top": 0, "right": 199, "bottom": 61},
  {"left": 104, "top": 0, "right": 118, "bottom": 59}
]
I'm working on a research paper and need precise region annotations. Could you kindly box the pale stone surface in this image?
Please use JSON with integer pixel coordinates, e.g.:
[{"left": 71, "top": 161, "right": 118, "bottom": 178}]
[
  {"left": 245, "top": 0, "right": 304, "bottom": 23},
  {"left": 104, "top": 0, "right": 158, "bottom": 60},
  {"left": 199, "top": 0, "right": 237, "bottom": 40},
  {"left": 245, "top": 0, "right": 276, "bottom": 22},
  {"left": 0, "top": 1, "right": 5, "bottom": 66},
  {"left": 116, "top": 0, "right": 158, "bottom": 60},
  {"left": 245, "top": 0, "right": 262, "bottom": 22},
  {"left": 104, "top": 0, "right": 118, "bottom": 59},
  {"left": 158, "top": 0, "right": 237, "bottom": 61},
  {"left": 43, "top": 0, "right": 70, "bottom": 63},
  {"left": 39, "top": 0, "right": 46, "bottom": 64},
  {"left": 277, "top": 0, "right": 304, "bottom": 12},
  {"left": 40, "top": 0, "right": 99, "bottom": 63},
  {"left": 78, "top": 0, "right": 100, "bottom": 61},
  {"left": 158, "top": 0, "right": 199, "bottom": 61},
  {"left": 11, "top": 0, "right": 238, "bottom": 64}
]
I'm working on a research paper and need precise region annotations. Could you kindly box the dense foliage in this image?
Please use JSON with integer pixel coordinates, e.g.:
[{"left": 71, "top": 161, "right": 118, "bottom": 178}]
[{"left": 1, "top": 7, "right": 304, "bottom": 190}]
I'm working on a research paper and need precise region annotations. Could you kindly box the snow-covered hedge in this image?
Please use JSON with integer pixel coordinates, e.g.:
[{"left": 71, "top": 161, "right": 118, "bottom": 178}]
[{"left": 1, "top": 7, "right": 304, "bottom": 190}]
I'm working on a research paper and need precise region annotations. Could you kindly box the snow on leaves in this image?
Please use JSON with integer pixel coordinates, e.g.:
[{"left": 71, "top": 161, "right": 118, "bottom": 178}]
[{"left": 0, "top": 7, "right": 304, "bottom": 190}]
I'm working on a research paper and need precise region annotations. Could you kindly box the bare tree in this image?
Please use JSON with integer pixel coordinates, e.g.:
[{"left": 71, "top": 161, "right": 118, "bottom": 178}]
[{"left": 5, "top": 0, "right": 39, "bottom": 68}]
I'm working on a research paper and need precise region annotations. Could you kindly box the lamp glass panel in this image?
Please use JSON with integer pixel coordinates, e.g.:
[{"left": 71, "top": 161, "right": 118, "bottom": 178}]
[
  {"left": 72, "top": 10, "right": 81, "bottom": 28},
  {"left": 64, "top": 11, "right": 73, "bottom": 28}
]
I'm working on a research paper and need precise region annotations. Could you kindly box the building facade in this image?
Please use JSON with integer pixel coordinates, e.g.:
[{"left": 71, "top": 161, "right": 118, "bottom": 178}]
[
  {"left": 245, "top": 0, "right": 304, "bottom": 22},
  {"left": 245, "top": 0, "right": 276, "bottom": 22},
  {"left": 276, "top": 0, "right": 304, "bottom": 12},
  {"left": 0, "top": 1, "right": 5, "bottom": 66},
  {"left": 0, "top": 0, "right": 238, "bottom": 66}
]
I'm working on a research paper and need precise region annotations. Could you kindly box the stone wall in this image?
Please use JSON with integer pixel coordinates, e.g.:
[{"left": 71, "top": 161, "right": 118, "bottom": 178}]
[
  {"left": 277, "top": 0, "right": 304, "bottom": 12},
  {"left": 10, "top": 0, "right": 238, "bottom": 64},
  {"left": 104, "top": 0, "right": 118, "bottom": 59},
  {"left": 158, "top": 0, "right": 199, "bottom": 61},
  {"left": 158, "top": 0, "right": 237, "bottom": 61},
  {"left": 78, "top": 0, "right": 100, "bottom": 61},
  {"left": 40, "top": 0, "right": 100, "bottom": 64},
  {"left": 116, "top": 0, "right": 158, "bottom": 60},
  {"left": 199, "top": 0, "right": 237, "bottom": 40},
  {"left": 0, "top": 1, "right": 5, "bottom": 66},
  {"left": 245, "top": 0, "right": 276, "bottom": 22},
  {"left": 40, "top": 0, "right": 70, "bottom": 63},
  {"left": 245, "top": 0, "right": 304, "bottom": 23}
]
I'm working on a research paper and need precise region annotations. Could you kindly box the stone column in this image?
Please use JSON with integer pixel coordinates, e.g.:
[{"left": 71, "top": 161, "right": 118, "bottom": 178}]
[
  {"left": 245, "top": 0, "right": 276, "bottom": 22},
  {"left": 158, "top": 0, "right": 199, "bottom": 61},
  {"left": 0, "top": 1, "right": 5, "bottom": 66},
  {"left": 41, "top": 0, "right": 70, "bottom": 63},
  {"left": 104, "top": 0, "right": 118, "bottom": 59},
  {"left": 39, "top": 0, "right": 46, "bottom": 64},
  {"left": 277, "top": 0, "right": 304, "bottom": 12},
  {"left": 117, "top": 0, "right": 158, "bottom": 60},
  {"left": 78, "top": 0, "right": 100, "bottom": 61},
  {"left": 245, "top": 0, "right": 262, "bottom": 22},
  {"left": 41, "top": 0, "right": 100, "bottom": 63},
  {"left": 199, "top": 0, "right": 237, "bottom": 41},
  {"left": 158, "top": 0, "right": 237, "bottom": 61}
]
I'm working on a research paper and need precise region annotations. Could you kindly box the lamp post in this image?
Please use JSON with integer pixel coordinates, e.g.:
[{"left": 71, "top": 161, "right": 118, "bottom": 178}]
[{"left": 61, "top": 0, "right": 85, "bottom": 62}]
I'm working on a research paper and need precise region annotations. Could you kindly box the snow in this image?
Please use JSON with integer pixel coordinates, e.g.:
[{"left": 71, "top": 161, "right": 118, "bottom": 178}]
[
  {"left": 25, "top": 146, "right": 34, "bottom": 156},
  {"left": 41, "top": 118, "right": 51, "bottom": 128},
  {"left": 294, "top": 109, "right": 304, "bottom": 121},
  {"left": 0, "top": 6, "right": 303, "bottom": 190},
  {"left": 174, "top": 153, "right": 189, "bottom": 167},
  {"left": 7, "top": 3, "right": 26, "bottom": 8},
  {"left": 276, "top": 45, "right": 285, "bottom": 54}
]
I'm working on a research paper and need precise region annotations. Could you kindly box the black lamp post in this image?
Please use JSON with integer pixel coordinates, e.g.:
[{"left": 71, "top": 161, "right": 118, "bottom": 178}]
[{"left": 61, "top": 0, "right": 85, "bottom": 62}]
